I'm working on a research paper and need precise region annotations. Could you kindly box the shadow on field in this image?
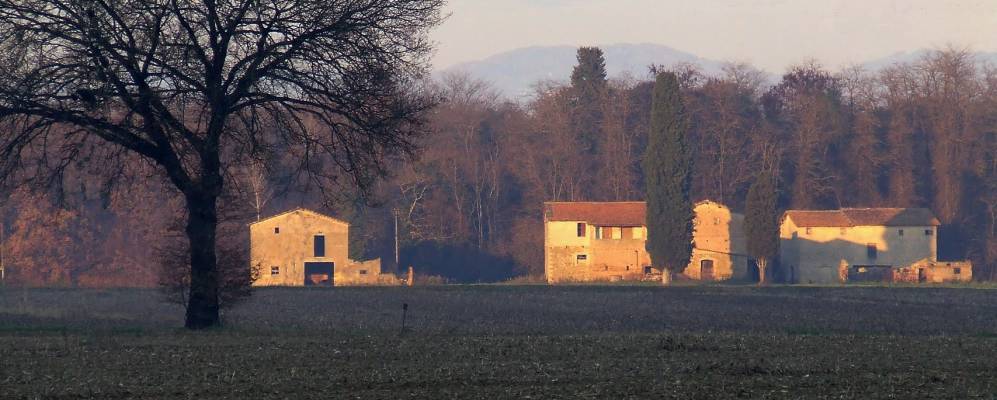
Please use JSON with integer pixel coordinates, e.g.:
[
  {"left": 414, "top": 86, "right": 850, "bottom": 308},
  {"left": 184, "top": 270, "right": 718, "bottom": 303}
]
[{"left": 401, "top": 241, "right": 518, "bottom": 283}]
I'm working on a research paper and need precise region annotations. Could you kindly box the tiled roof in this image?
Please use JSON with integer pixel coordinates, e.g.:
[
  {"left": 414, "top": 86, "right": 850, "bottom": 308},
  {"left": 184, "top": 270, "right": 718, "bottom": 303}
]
[
  {"left": 544, "top": 202, "right": 646, "bottom": 226},
  {"left": 784, "top": 208, "right": 940, "bottom": 227}
]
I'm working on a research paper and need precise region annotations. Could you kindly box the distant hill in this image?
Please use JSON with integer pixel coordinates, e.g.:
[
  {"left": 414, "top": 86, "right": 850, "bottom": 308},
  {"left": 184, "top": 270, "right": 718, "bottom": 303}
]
[
  {"left": 441, "top": 45, "right": 997, "bottom": 99},
  {"left": 441, "top": 43, "right": 731, "bottom": 99}
]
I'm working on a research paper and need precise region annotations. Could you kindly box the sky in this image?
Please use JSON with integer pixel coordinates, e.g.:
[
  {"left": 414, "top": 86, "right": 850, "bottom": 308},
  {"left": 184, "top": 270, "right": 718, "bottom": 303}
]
[{"left": 431, "top": 0, "right": 997, "bottom": 72}]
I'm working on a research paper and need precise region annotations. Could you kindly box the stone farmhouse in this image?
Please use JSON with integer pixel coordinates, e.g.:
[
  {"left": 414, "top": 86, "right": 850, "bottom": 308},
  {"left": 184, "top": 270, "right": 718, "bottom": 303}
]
[
  {"left": 780, "top": 208, "right": 972, "bottom": 284},
  {"left": 543, "top": 200, "right": 749, "bottom": 283},
  {"left": 250, "top": 208, "right": 394, "bottom": 286}
]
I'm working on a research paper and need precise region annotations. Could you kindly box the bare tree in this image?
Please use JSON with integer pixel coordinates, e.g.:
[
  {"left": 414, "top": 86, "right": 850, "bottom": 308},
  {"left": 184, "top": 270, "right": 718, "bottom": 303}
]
[{"left": 0, "top": 0, "right": 443, "bottom": 329}]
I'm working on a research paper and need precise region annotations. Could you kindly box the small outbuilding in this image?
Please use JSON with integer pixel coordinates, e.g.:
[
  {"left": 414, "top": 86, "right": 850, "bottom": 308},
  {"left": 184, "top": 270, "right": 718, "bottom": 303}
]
[{"left": 250, "top": 208, "right": 392, "bottom": 286}]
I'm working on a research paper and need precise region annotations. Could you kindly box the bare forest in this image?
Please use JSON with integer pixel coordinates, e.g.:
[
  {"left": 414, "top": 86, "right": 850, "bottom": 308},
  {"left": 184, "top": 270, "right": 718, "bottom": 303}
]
[{"left": 2, "top": 47, "right": 996, "bottom": 285}]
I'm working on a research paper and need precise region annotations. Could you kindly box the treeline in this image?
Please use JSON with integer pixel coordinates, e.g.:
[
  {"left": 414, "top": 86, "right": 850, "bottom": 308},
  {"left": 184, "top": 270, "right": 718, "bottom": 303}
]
[
  {"left": 2, "top": 47, "right": 995, "bottom": 284},
  {"left": 372, "top": 46, "right": 996, "bottom": 281}
]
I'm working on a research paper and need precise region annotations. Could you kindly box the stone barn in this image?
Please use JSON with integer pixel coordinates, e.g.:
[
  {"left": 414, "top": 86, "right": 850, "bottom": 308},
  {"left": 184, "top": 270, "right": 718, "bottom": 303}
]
[
  {"left": 250, "top": 208, "right": 391, "bottom": 286},
  {"left": 779, "top": 207, "right": 973, "bottom": 284},
  {"left": 543, "top": 200, "right": 749, "bottom": 283}
]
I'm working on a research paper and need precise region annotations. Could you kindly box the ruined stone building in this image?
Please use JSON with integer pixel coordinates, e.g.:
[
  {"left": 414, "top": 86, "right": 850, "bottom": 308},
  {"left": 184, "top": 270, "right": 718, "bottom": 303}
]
[
  {"left": 250, "top": 208, "right": 392, "bottom": 286},
  {"left": 780, "top": 208, "right": 972, "bottom": 284},
  {"left": 543, "top": 200, "right": 749, "bottom": 283}
]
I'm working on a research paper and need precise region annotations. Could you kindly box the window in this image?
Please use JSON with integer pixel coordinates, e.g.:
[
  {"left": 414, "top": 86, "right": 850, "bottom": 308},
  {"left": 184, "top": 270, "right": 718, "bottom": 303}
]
[
  {"left": 643, "top": 266, "right": 653, "bottom": 274},
  {"left": 359, "top": 270, "right": 368, "bottom": 275},
  {"left": 270, "top": 266, "right": 280, "bottom": 275},
  {"left": 953, "top": 268, "right": 961, "bottom": 275},
  {"left": 805, "top": 227, "right": 812, "bottom": 235},
  {"left": 274, "top": 227, "right": 280, "bottom": 234},
  {"left": 596, "top": 227, "right": 604, "bottom": 239},
  {"left": 576, "top": 222, "right": 586, "bottom": 237},
  {"left": 867, "top": 244, "right": 877, "bottom": 260},
  {"left": 899, "top": 229, "right": 904, "bottom": 237},
  {"left": 925, "top": 229, "right": 934, "bottom": 236},
  {"left": 576, "top": 254, "right": 588, "bottom": 261},
  {"left": 314, "top": 235, "right": 326, "bottom": 257}
]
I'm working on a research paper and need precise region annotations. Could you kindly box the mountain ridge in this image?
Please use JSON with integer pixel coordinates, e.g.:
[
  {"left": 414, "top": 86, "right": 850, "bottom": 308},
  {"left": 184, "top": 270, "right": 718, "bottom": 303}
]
[{"left": 441, "top": 44, "right": 997, "bottom": 99}]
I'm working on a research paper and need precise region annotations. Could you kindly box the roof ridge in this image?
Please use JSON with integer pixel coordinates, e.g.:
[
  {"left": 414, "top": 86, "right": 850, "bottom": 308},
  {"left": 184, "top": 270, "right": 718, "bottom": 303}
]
[{"left": 249, "top": 207, "right": 348, "bottom": 225}]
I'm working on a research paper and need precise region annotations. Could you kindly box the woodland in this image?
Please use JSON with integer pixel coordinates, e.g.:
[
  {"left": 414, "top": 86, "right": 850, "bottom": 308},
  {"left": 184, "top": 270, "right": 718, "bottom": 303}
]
[{"left": 3, "top": 47, "right": 995, "bottom": 285}]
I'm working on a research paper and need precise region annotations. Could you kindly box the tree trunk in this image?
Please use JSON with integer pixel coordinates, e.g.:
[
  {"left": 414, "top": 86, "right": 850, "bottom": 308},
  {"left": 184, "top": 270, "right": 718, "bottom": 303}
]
[
  {"left": 184, "top": 190, "right": 221, "bottom": 329},
  {"left": 661, "top": 269, "right": 673, "bottom": 285},
  {"left": 757, "top": 258, "right": 768, "bottom": 286}
]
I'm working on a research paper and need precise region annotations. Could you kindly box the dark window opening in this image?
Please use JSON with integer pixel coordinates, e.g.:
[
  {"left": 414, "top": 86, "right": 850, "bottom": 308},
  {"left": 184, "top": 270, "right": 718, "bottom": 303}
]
[
  {"left": 899, "top": 229, "right": 904, "bottom": 236},
  {"left": 867, "top": 244, "right": 877, "bottom": 259},
  {"left": 314, "top": 235, "right": 326, "bottom": 257},
  {"left": 805, "top": 227, "right": 812, "bottom": 235},
  {"left": 270, "top": 266, "right": 279, "bottom": 275},
  {"left": 925, "top": 229, "right": 933, "bottom": 236},
  {"left": 953, "top": 268, "right": 961, "bottom": 275},
  {"left": 643, "top": 266, "right": 653, "bottom": 274},
  {"left": 576, "top": 254, "right": 587, "bottom": 261},
  {"left": 274, "top": 227, "right": 280, "bottom": 234},
  {"left": 359, "top": 270, "right": 368, "bottom": 275},
  {"left": 577, "top": 222, "right": 586, "bottom": 237}
]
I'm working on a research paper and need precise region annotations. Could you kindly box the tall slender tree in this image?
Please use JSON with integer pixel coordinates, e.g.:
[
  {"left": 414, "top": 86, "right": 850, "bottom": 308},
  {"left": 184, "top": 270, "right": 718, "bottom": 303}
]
[
  {"left": 570, "top": 47, "right": 607, "bottom": 156},
  {"left": 745, "top": 169, "right": 780, "bottom": 284},
  {"left": 643, "top": 72, "right": 694, "bottom": 284}
]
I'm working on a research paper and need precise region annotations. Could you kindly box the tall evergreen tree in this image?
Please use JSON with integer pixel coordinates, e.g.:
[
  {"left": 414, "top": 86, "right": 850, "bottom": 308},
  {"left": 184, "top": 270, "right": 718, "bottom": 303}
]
[
  {"left": 570, "top": 47, "right": 608, "bottom": 155},
  {"left": 745, "top": 169, "right": 780, "bottom": 284},
  {"left": 643, "top": 72, "right": 694, "bottom": 284}
]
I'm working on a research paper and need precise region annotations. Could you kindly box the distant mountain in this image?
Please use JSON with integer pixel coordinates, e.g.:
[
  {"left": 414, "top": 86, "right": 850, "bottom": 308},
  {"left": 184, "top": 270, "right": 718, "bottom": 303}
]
[
  {"left": 441, "top": 43, "right": 732, "bottom": 99},
  {"left": 442, "top": 45, "right": 997, "bottom": 100}
]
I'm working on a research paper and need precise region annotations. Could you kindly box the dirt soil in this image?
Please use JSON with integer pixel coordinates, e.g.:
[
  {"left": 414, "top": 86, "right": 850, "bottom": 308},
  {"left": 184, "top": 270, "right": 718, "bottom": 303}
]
[{"left": 1, "top": 285, "right": 996, "bottom": 399}]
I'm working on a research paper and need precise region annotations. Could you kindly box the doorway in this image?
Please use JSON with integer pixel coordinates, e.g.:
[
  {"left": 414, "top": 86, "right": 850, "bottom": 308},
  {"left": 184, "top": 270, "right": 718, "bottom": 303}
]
[
  {"left": 304, "top": 262, "right": 335, "bottom": 286},
  {"left": 701, "top": 259, "right": 715, "bottom": 281}
]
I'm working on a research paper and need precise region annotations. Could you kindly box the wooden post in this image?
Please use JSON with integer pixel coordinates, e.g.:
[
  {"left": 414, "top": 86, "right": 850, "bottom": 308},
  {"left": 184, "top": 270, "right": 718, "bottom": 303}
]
[{"left": 407, "top": 266, "right": 414, "bottom": 287}]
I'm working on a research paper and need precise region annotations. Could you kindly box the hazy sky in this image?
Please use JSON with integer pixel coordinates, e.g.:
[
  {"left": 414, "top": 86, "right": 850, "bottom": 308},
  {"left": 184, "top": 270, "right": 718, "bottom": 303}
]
[{"left": 432, "top": 0, "right": 997, "bottom": 72}]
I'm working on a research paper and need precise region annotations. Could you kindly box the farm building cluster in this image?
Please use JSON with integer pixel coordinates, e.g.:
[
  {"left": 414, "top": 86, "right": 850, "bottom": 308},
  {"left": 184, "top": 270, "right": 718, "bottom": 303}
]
[
  {"left": 249, "top": 202, "right": 971, "bottom": 286},
  {"left": 544, "top": 201, "right": 972, "bottom": 284}
]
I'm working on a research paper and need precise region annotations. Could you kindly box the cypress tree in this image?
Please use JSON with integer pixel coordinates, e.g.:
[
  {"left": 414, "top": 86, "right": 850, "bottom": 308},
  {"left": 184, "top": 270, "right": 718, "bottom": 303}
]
[
  {"left": 745, "top": 169, "right": 780, "bottom": 284},
  {"left": 643, "top": 72, "right": 694, "bottom": 284},
  {"left": 570, "top": 47, "right": 607, "bottom": 155}
]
